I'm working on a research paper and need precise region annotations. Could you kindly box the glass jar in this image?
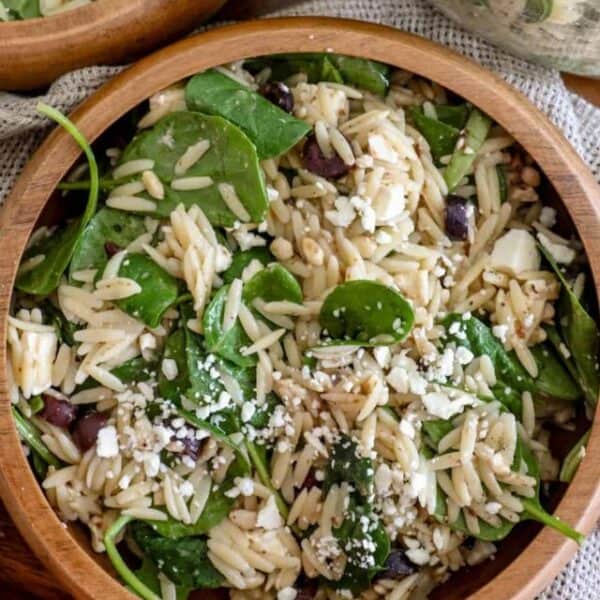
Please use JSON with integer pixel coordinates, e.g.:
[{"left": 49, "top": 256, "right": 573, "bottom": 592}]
[{"left": 429, "top": 0, "right": 600, "bottom": 76}]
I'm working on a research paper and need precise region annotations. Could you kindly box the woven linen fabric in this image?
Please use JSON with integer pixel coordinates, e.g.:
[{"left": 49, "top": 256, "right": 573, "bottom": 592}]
[{"left": 0, "top": 0, "right": 599, "bottom": 597}]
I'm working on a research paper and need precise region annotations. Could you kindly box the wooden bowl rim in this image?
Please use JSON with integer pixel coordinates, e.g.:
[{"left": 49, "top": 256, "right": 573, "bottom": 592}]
[
  {"left": 0, "top": 0, "right": 226, "bottom": 91},
  {"left": 0, "top": 16, "right": 599, "bottom": 600}
]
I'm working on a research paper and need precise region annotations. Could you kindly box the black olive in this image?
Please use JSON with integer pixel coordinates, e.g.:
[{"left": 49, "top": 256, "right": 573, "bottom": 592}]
[
  {"left": 294, "top": 573, "right": 319, "bottom": 600},
  {"left": 40, "top": 394, "right": 78, "bottom": 428},
  {"left": 104, "top": 241, "right": 122, "bottom": 257},
  {"left": 299, "top": 468, "right": 318, "bottom": 492},
  {"left": 445, "top": 194, "right": 469, "bottom": 241},
  {"left": 463, "top": 536, "right": 477, "bottom": 550},
  {"left": 375, "top": 549, "right": 416, "bottom": 581},
  {"left": 260, "top": 81, "right": 294, "bottom": 113},
  {"left": 180, "top": 436, "right": 203, "bottom": 461},
  {"left": 72, "top": 411, "right": 108, "bottom": 451},
  {"left": 302, "top": 133, "right": 349, "bottom": 179}
]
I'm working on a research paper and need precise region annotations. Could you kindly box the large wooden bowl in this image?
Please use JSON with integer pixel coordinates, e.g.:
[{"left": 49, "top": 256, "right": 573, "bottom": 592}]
[
  {"left": 0, "top": 17, "right": 599, "bottom": 600},
  {"left": 0, "top": 0, "right": 226, "bottom": 91}
]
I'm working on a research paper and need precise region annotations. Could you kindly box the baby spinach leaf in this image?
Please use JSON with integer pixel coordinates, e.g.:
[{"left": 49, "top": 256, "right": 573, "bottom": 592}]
[
  {"left": 243, "top": 263, "right": 303, "bottom": 304},
  {"left": 131, "top": 522, "right": 224, "bottom": 589},
  {"left": 2, "top": 0, "right": 40, "bottom": 20},
  {"left": 409, "top": 107, "right": 460, "bottom": 161},
  {"left": 540, "top": 245, "right": 600, "bottom": 406},
  {"left": 147, "top": 485, "right": 234, "bottom": 539},
  {"left": 325, "top": 434, "right": 374, "bottom": 497},
  {"left": 443, "top": 108, "right": 492, "bottom": 191},
  {"left": 422, "top": 419, "right": 455, "bottom": 446},
  {"left": 329, "top": 500, "right": 390, "bottom": 594},
  {"left": 42, "top": 299, "right": 80, "bottom": 346},
  {"left": 133, "top": 558, "right": 191, "bottom": 600},
  {"left": 115, "top": 253, "right": 179, "bottom": 328},
  {"left": 70, "top": 207, "right": 146, "bottom": 277},
  {"left": 12, "top": 407, "right": 62, "bottom": 469},
  {"left": 530, "top": 344, "right": 580, "bottom": 402},
  {"left": 246, "top": 53, "right": 390, "bottom": 95},
  {"left": 185, "top": 70, "right": 311, "bottom": 159},
  {"left": 118, "top": 111, "right": 268, "bottom": 226},
  {"left": 319, "top": 280, "right": 414, "bottom": 346},
  {"left": 203, "top": 285, "right": 256, "bottom": 368},
  {"left": 76, "top": 356, "right": 156, "bottom": 393},
  {"left": 559, "top": 429, "right": 590, "bottom": 483},
  {"left": 16, "top": 103, "right": 99, "bottom": 296},
  {"left": 435, "top": 104, "right": 470, "bottom": 130},
  {"left": 222, "top": 247, "right": 273, "bottom": 284},
  {"left": 104, "top": 516, "right": 161, "bottom": 600}
]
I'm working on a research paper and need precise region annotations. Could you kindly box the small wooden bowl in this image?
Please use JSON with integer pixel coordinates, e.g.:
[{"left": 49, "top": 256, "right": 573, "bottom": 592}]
[
  {"left": 0, "top": 0, "right": 226, "bottom": 91},
  {"left": 1, "top": 17, "right": 600, "bottom": 600}
]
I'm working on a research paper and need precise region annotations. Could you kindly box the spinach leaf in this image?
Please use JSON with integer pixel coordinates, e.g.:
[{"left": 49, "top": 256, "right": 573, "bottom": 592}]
[
  {"left": 2, "top": 0, "right": 40, "bottom": 19},
  {"left": 203, "top": 285, "right": 256, "bottom": 368},
  {"left": 16, "top": 103, "right": 99, "bottom": 296},
  {"left": 325, "top": 434, "right": 374, "bottom": 497},
  {"left": 131, "top": 522, "right": 224, "bottom": 589},
  {"left": 70, "top": 207, "right": 146, "bottom": 277},
  {"left": 42, "top": 299, "right": 80, "bottom": 346},
  {"left": 118, "top": 112, "right": 268, "bottom": 226},
  {"left": 540, "top": 245, "right": 600, "bottom": 406},
  {"left": 76, "top": 356, "right": 156, "bottom": 393},
  {"left": 245, "top": 53, "right": 390, "bottom": 95},
  {"left": 222, "top": 247, "right": 273, "bottom": 284},
  {"left": 422, "top": 419, "right": 454, "bottom": 446},
  {"left": 12, "top": 407, "right": 61, "bottom": 468},
  {"left": 559, "top": 430, "right": 590, "bottom": 483},
  {"left": 185, "top": 70, "right": 311, "bottom": 159},
  {"left": 115, "top": 253, "right": 179, "bottom": 328},
  {"left": 319, "top": 280, "right": 414, "bottom": 346},
  {"left": 243, "top": 263, "right": 303, "bottom": 304},
  {"left": 104, "top": 516, "right": 161, "bottom": 600},
  {"left": 409, "top": 107, "right": 460, "bottom": 161},
  {"left": 442, "top": 314, "right": 578, "bottom": 406},
  {"left": 330, "top": 501, "right": 390, "bottom": 594},
  {"left": 147, "top": 484, "right": 234, "bottom": 539},
  {"left": 133, "top": 558, "right": 191, "bottom": 600},
  {"left": 443, "top": 108, "right": 492, "bottom": 191},
  {"left": 435, "top": 104, "right": 470, "bottom": 129}
]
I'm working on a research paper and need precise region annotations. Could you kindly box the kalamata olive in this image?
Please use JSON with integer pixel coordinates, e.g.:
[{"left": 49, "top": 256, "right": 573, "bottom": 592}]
[
  {"left": 463, "top": 536, "right": 476, "bottom": 550},
  {"left": 104, "top": 241, "right": 122, "bottom": 257},
  {"left": 40, "top": 394, "right": 78, "bottom": 428},
  {"left": 302, "top": 133, "right": 349, "bottom": 179},
  {"left": 180, "top": 436, "right": 202, "bottom": 461},
  {"left": 376, "top": 549, "right": 416, "bottom": 581},
  {"left": 294, "top": 573, "right": 318, "bottom": 600},
  {"left": 260, "top": 81, "right": 294, "bottom": 113},
  {"left": 299, "top": 468, "right": 318, "bottom": 492},
  {"left": 445, "top": 194, "right": 469, "bottom": 241},
  {"left": 72, "top": 411, "right": 108, "bottom": 451}
]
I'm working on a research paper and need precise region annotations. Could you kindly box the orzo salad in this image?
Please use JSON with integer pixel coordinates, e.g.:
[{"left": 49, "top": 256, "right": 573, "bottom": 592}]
[
  {"left": 0, "top": 0, "right": 94, "bottom": 20},
  {"left": 8, "top": 53, "right": 598, "bottom": 600}
]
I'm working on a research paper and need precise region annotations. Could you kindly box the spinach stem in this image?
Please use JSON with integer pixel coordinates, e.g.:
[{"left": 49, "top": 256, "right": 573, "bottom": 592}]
[
  {"left": 12, "top": 407, "right": 61, "bottom": 468},
  {"left": 245, "top": 440, "right": 289, "bottom": 519},
  {"left": 104, "top": 514, "right": 161, "bottom": 600},
  {"left": 522, "top": 498, "right": 585, "bottom": 545},
  {"left": 57, "top": 179, "right": 117, "bottom": 191}
]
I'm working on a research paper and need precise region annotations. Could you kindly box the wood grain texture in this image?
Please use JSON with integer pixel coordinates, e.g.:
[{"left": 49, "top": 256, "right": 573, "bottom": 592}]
[
  {"left": 1, "top": 15, "right": 600, "bottom": 600},
  {"left": 0, "top": 0, "right": 226, "bottom": 91}
]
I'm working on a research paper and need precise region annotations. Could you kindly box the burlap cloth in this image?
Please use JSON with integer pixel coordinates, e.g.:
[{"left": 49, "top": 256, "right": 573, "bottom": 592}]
[{"left": 0, "top": 0, "right": 598, "bottom": 597}]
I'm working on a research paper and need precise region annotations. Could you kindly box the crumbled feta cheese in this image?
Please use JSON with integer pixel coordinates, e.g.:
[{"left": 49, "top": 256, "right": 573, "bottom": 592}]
[
  {"left": 241, "top": 401, "right": 256, "bottom": 423},
  {"left": 96, "top": 425, "right": 119, "bottom": 458},
  {"left": 373, "top": 346, "right": 391, "bottom": 368},
  {"left": 278, "top": 588, "right": 297, "bottom": 600},
  {"left": 215, "top": 244, "right": 233, "bottom": 272},
  {"left": 374, "top": 463, "right": 392, "bottom": 495},
  {"left": 232, "top": 229, "right": 266, "bottom": 251},
  {"left": 492, "top": 324, "right": 509, "bottom": 343},
  {"left": 490, "top": 229, "right": 540, "bottom": 275},
  {"left": 455, "top": 346, "right": 474, "bottom": 366},
  {"left": 372, "top": 184, "right": 406, "bottom": 223},
  {"left": 161, "top": 358, "right": 178, "bottom": 381},
  {"left": 538, "top": 232, "right": 575, "bottom": 265},
  {"left": 539, "top": 206, "right": 557, "bottom": 228},
  {"left": 143, "top": 453, "right": 160, "bottom": 478},
  {"left": 256, "top": 495, "right": 283, "bottom": 530},
  {"left": 179, "top": 481, "right": 194, "bottom": 498},
  {"left": 350, "top": 196, "right": 376, "bottom": 233},
  {"left": 368, "top": 133, "right": 398, "bottom": 163},
  {"left": 422, "top": 391, "right": 475, "bottom": 419},
  {"left": 237, "top": 477, "right": 255, "bottom": 497},
  {"left": 325, "top": 196, "right": 356, "bottom": 227}
]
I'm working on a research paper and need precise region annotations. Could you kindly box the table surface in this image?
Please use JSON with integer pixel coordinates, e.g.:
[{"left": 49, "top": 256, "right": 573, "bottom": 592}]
[{"left": 2, "top": 1, "right": 598, "bottom": 597}]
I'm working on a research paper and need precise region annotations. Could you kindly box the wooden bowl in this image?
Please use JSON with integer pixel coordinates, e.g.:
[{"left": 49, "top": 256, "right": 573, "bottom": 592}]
[
  {"left": 0, "top": 0, "right": 226, "bottom": 91},
  {"left": 1, "top": 17, "right": 599, "bottom": 600}
]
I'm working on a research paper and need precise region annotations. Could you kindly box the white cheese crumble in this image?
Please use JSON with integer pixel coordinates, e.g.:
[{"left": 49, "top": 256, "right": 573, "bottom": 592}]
[
  {"left": 492, "top": 324, "right": 509, "bottom": 343},
  {"left": 422, "top": 391, "right": 476, "bottom": 419},
  {"left": 490, "top": 229, "right": 540, "bottom": 275},
  {"left": 256, "top": 495, "right": 283, "bottom": 530},
  {"left": 96, "top": 425, "right": 119, "bottom": 458},
  {"left": 538, "top": 232, "right": 575, "bottom": 265}
]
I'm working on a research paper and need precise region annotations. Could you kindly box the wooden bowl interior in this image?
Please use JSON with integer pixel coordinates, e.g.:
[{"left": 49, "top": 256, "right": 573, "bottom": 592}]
[
  {"left": 1, "top": 18, "right": 600, "bottom": 600},
  {"left": 0, "top": 0, "right": 226, "bottom": 90}
]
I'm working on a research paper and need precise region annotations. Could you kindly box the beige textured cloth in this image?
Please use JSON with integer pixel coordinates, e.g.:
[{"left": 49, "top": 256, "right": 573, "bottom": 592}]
[{"left": 0, "top": 0, "right": 598, "bottom": 597}]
